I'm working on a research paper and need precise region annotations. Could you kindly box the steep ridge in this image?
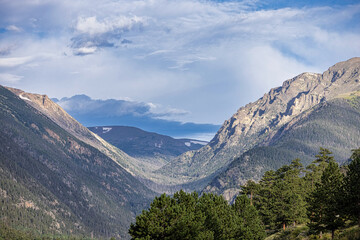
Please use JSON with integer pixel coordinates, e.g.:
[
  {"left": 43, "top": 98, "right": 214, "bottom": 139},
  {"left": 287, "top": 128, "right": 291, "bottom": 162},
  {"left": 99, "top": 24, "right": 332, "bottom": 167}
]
[
  {"left": 89, "top": 126, "right": 207, "bottom": 167},
  {"left": 6, "top": 86, "right": 137, "bottom": 175},
  {"left": 5, "top": 87, "right": 181, "bottom": 191},
  {"left": 0, "top": 86, "right": 155, "bottom": 238},
  {"left": 157, "top": 57, "right": 360, "bottom": 187},
  {"left": 204, "top": 94, "right": 360, "bottom": 201}
]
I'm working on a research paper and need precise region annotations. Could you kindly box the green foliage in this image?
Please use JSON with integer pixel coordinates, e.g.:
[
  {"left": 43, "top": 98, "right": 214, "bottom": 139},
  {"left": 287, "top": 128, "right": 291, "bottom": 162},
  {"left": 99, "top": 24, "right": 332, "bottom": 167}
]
[
  {"left": 307, "top": 159, "right": 345, "bottom": 238},
  {"left": 247, "top": 159, "right": 308, "bottom": 231},
  {"left": 265, "top": 224, "right": 309, "bottom": 240},
  {"left": 335, "top": 225, "right": 360, "bottom": 240},
  {"left": 129, "top": 190, "right": 266, "bottom": 240},
  {"left": 343, "top": 148, "right": 360, "bottom": 226},
  {"left": 233, "top": 195, "right": 266, "bottom": 240}
]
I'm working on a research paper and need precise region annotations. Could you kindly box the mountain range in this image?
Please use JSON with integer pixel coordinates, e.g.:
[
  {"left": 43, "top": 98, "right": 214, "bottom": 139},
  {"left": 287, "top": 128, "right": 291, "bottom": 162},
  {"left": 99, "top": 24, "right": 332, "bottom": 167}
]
[
  {"left": 0, "top": 57, "right": 359, "bottom": 238},
  {"left": 88, "top": 126, "right": 207, "bottom": 164},
  {"left": 156, "top": 57, "right": 360, "bottom": 191}
]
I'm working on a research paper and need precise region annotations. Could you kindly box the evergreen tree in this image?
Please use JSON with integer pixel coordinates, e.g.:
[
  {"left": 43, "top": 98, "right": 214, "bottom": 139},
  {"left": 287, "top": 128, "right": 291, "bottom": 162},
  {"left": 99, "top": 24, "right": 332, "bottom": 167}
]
[
  {"left": 254, "top": 160, "right": 307, "bottom": 231},
  {"left": 128, "top": 191, "right": 205, "bottom": 240},
  {"left": 129, "top": 191, "right": 266, "bottom": 240},
  {"left": 272, "top": 159, "right": 307, "bottom": 230},
  {"left": 241, "top": 180, "right": 258, "bottom": 206},
  {"left": 305, "top": 148, "right": 334, "bottom": 189},
  {"left": 308, "top": 160, "right": 345, "bottom": 239},
  {"left": 343, "top": 148, "right": 360, "bottom": 226},
  {"left": 232, "top": 195, "right": 266, "bottom": 240},
  {"left": 198, "top": 193, "right": 237, "bottom": 240},
  {"left": 255, "top": 170, "right": 277, "bottom": 229}
]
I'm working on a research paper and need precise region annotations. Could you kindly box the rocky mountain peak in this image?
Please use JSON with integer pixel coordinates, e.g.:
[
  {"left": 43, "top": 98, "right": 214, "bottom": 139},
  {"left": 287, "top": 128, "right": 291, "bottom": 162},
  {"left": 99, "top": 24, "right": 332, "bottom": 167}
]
[
  {"left": 158, "top": 58, "right": 360, "bottom": 185},
  {"left": 211, "top": 58, "right": 360, "bottom": 149}
]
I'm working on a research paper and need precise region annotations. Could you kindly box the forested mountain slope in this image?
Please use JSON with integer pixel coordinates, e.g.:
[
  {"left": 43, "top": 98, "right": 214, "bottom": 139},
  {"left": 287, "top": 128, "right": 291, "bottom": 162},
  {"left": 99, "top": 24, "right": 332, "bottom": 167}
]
[
  {"left": 157, "top": 57, "right": 360, "bottom": 190},
  {"left": 0, "top": 86, "right": 155, "bottom": 239},
  {"left": 204, "top": 94, "right": 360, "bottom": 201},
  {"left": 5, "top": 87, "right": 184, "bottom": 192},
  {"left": 89, "top": 125, "right": 206, "bottom": 166}
]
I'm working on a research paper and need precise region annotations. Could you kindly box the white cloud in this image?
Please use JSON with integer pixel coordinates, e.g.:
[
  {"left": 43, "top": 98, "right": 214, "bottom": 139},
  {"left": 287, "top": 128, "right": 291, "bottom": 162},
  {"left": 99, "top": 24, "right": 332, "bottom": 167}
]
[
  {"left": 76, "top": 16, "right": 109, "bottom": 35},
  {"left": 74, "top": 46, "right": 97, "bottom": 55},
  {"left": 6, "top": 25, "right": 22, "bottom": 32},
  {"left": 75, "top": 15, "right": 147, "bottom": 36},
  {"left": 147, "top": 102, "right": 189, "bottom": 119},
  {"left": 0, "top": 56, "right": 33, "bottom": 68},
  {"left": 0, "top": 73, "right": 24, "bottom": 83},
  {"left": 0, "top": 0, "right": 359, "bottom": 125}
]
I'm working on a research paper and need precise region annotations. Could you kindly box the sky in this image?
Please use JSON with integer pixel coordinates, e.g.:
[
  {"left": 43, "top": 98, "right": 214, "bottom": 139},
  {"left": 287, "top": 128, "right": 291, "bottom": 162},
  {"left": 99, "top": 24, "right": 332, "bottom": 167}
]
[{"left": 0, "top": 0, "right": 360, "bottom": 140}]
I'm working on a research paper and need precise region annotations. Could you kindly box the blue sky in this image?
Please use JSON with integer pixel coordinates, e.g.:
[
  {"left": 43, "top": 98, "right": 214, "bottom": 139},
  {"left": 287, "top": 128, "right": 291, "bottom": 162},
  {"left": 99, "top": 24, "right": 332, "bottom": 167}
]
[{"left": 0, "top": 0, "right": 359, "bottom": 140}]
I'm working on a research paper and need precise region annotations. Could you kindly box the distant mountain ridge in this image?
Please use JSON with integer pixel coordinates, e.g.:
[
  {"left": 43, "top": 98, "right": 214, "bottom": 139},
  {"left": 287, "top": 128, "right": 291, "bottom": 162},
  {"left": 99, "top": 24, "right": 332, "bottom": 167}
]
[
  {"left": 157, "top": 57, "right": 360, "bottom": 190},
  {"left": 53, "top": 95, "right": 220, "bottom": 139},
  {"left": 88, "top": 126, "right": 207, "bottom": 163}
]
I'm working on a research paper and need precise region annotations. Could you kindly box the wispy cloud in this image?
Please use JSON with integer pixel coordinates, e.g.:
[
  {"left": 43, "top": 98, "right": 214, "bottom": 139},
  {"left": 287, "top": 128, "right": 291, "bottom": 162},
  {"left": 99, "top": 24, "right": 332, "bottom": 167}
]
[
  {"left": 75, "top": 16, "right": 146, "bottom": 35},
  {"left": 0, "top": 56, "right": 34, "bottom": 68},
  {"left": 70, "top": 15, "right": 147, "bottom": 54},
  {"left": 0, "top": 0, "right": 359, "bottom": 125},
  {"left": 0, "top": 73, "right": 23, "bottom": 83},
  {"left": 6, "top": 25, "right": 22, "bottom": 32}
]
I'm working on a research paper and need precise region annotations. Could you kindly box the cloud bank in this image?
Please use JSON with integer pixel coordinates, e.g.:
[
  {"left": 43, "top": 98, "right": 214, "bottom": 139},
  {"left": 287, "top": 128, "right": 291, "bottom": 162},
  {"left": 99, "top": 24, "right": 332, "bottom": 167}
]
[
  {"left": 54, "top": 95, "right": 220, "bottom": 140},
  {"left": 0, "top": 0, "right": 359, "bottom": 127}
]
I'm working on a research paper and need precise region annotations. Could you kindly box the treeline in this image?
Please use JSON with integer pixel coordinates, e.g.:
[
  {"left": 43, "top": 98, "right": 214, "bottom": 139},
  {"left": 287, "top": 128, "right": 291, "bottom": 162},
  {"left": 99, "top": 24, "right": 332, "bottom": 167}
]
[
  {"left": 129, "top": 191, "right": 265, "bottom": 240},
  {"left": 129, "top": 148, "right": 360, "bottom": 240}
]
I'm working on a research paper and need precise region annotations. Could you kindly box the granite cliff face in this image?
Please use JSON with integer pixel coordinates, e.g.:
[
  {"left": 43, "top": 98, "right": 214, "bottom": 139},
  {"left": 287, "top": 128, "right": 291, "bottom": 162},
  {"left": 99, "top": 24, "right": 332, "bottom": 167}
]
[{"left": 158, "top": 58, "right": 360, "bottom": 186}]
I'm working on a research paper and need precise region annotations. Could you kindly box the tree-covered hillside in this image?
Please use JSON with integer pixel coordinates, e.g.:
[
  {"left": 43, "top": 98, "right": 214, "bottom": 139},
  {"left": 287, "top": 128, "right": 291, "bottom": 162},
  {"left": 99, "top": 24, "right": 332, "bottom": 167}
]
[
  {"left": 0, "top": 86, "right": 155, "bottom": 239},
  {"left": 88, "top": 126, "right": 206, "bottom": 165},
  {"left": 129, "top": 148, "right": 360, "bottom": 240}
]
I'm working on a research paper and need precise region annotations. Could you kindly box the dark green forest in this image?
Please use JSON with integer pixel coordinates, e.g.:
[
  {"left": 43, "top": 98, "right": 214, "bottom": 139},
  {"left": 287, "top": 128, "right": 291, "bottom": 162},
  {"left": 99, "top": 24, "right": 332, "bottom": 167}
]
[{"left": 129, "top": 148, "right": 360, "bottom": 240}]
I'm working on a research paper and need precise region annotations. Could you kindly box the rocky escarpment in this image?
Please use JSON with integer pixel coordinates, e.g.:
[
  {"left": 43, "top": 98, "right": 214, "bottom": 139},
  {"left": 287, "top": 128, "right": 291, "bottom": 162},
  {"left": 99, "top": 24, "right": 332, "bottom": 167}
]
[
  {"left": 204, "top": 94, "right": 360, "bottom": 201},
  {"left": 157, "top": 57, "right": 360, "bottom": 186}
]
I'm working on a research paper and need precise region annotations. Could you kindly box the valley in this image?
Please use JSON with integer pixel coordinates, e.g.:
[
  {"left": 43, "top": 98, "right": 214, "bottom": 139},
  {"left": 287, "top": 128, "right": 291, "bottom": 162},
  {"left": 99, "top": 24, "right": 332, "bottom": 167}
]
[{"left": 0, "top": 57, "right": 360, "bottom": 239}]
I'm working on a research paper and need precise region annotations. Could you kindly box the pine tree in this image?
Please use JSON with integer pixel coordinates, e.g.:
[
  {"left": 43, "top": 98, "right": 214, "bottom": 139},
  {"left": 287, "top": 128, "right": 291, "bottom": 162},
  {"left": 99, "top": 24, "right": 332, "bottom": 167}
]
[
  {"left": 343, "top": 148, "right": 360, "bottom": 226},
  {"left": 233, "top": 195, "right": 266, "bottom": 240},
  {"left": 198, "top": 193, "right": 236, "bottom": 240},
  {"left": 272, "top": 159, "right": 307, "bottom": 230},
  {"left": 241, "top": 180, "right": 258, "bottom": 206},
  {"left": 128, "top": 191, "right": 205, "bottom": 240},
  {"left": 255, "top": 170, "right": 277, "bottom": 229},
  {"left": 308, "top": 160, "right": 345, "bottom": 239}
]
